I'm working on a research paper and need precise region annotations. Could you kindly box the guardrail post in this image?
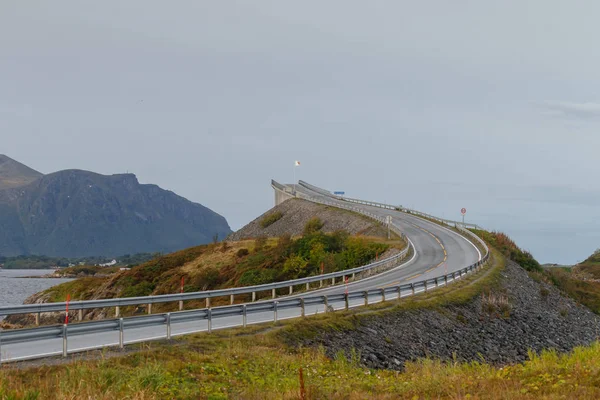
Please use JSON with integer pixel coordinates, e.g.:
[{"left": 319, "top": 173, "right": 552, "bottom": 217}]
[
  {"left": 242, "top": 304, "right": 247, "bottom": 327},
  {"left": 147, "top": 303, "right": 152, "bottom": 315},
  {"left": 352, "top": 273, "right": 356, "bottom": 280},
  {"left": 424, "top": 281, "right": 428, "bottom": 292},
  {"left": 230, "top": 295, "right": 234, "bottom": 305},
  {"left": 452, "top": 272, "right": 456, "bottom": 281},
  {"left": 444, "top": 275, "right": 448, "bottom": 286},
  {"left": 364, "top": 291, "right": 369, "bottom": 306},
  {"left": 319, "top": 280, "right": 323, "bottom": 288},
  {"left": 179, "top": 300, "right": 184, "bottom": 311},
  {"left": 78, "top": 309, "right": 83, "bottom": 321},
  {"left": 380, "top": 288, "right": 386, "bottom": 302},
  {"left": 300, "top": 298, "right": 305, "bottom": 317},
  {"left": 206, "top": 298, "right": 211, "bottom": 309},
  {"left": 119, "top": 318, "right": 124, "bottom": 349},
  {"left": 166, "top": 313, "right": 172, "bottom": 340},
  {"left": 289, "top": 286, "right": 293, "bottom": 295},
  {"left": 35, "top": 313, "right": 40, "bottom": 326},
  {"left": 323, "top": 295, "right": 329, "bottom": 312},
  {"left": 115, "top": 306, "right": 120, "bottom": 318},
  {"left": 305, "top": 282, "right": 310, "bottom": 291},
  {"left": 274, "top": 301, "right": 279, "bottom": 322},
  {"left": 411, "top": 283, "right": 415, "bottom": 296},
  {"left": 331, "top": 277, "right": 335, "bottom": 285},
  {"left": 252, "top": 292, "right": 256, "bottom": 302},
  {"left": 272, "top": 288, "right": 276, "bottom": 299},
  {"left": 207, "top": 309, "right": 212, "bottom": 333},
  {"left": 62, "top": 324, "right": 68, "bottom": 358},
  {"left": 435, "top": 277, "right": 439, "bottom": 288},
  {"left": 344, "top": 293, "right": 349, "bottom": 310},
  {"left": 397, "top": 285, "right": 402, "bottom": 301}
]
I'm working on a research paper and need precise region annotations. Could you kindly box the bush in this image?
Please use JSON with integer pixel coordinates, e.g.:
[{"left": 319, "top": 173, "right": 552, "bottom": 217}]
[
  {"left": 303, "top": 217, "right": 324, "bottom": 236},
  {"left": 236, "top": 248, "right": 250, "bottom": 258},
  {"left": 260, "top": 211, "right": 283, "bottom": 228},
  {"left": 193, "top": 267, "right": 221, "bottom": 290}
]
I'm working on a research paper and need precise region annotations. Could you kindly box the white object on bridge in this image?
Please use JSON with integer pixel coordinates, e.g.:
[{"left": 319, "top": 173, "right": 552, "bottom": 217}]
[{"left": 294, "top": 160, "right": 300, "bottom": 166}]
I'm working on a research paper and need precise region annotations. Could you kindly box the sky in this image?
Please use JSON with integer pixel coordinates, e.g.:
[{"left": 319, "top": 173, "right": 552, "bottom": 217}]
[{"left": 2, "top": 1, "right": 600, "bottom": 264}]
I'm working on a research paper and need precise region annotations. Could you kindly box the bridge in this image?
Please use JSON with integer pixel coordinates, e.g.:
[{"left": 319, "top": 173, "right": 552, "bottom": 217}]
[{"left": 0, "top": 181, "right": 487, "bottom": 363}]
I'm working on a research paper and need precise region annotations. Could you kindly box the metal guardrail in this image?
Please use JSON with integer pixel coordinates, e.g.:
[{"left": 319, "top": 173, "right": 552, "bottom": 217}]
[
  {"left": 0, "top": 180, "right": 490, "bottom": 363},
  {"left": 0, "top": 246, "right": 489, "bottom": 362},
  {"left": 297, "top": 180, "right": 482, "bottom": 230},
  {"left": 0, "top": 191, "right": 411, "bottom": 319}
]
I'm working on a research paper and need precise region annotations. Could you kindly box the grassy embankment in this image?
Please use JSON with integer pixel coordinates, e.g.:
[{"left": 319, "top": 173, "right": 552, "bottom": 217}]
[
  {"left": 36, "top": 218, "right": 403, "bottom": 318},
  {"left": 542, "top": 249, "right": 600, "bottom": 314},
  {"left": 4, "top": 242, "right": 600, "bottom": 399}
]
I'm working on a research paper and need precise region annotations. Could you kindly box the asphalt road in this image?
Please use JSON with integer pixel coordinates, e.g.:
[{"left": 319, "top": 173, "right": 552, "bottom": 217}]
[{"left": 0, "top": 184, "right": 481, "bottom": 363}]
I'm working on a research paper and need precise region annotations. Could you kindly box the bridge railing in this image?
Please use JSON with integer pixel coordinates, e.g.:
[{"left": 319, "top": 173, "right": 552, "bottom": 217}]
[
  {"left": 0, "top": 188, "right": 411, "bottom": 319},
  {"left": 0, "top": 247, "right": 490, "bottom": 363},
  {"left": 297, "top": 180, "right": 482, "bottom": 230}
]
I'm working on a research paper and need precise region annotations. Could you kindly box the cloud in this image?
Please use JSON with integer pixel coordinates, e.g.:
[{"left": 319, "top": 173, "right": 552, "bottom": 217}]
[{"left": 540, "top": 101, "right": 600, "bottom": 119}]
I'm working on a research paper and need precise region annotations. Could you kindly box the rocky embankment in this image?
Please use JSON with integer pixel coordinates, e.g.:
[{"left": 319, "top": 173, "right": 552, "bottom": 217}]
[
  {"left": 297, "top": 260, "right": 599, "bottom": 369},
  {"left": 228, "top": 198, "right": 387, "bottom": 240}
]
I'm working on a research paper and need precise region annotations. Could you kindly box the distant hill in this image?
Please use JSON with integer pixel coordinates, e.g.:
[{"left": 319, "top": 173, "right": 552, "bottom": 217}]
[
  {"left": 0, "top": 154, "right": 43, "bottom": 189},
  {"left": 0, "top": 158, "right": 231, "bottom": 257}
]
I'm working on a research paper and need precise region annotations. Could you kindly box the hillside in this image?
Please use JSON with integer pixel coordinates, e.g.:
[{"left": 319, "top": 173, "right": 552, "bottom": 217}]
[
  {"left": 0, "top": 154, "right": 43, "bottom": 189},
  {"left": 0, "top": 165, "right": 231, "bottom": 257},
  {"left": 543, "top": 249, "right": 600, "bottom": 314},
  {"left": 4, "top": 237, "right": 600, "bottom": 398},
  {"left": 228, "top": 197, "right": 388, "bottom": 240},
  {"left": 8, "top": 222, "right": 401, "bottom": 325}
]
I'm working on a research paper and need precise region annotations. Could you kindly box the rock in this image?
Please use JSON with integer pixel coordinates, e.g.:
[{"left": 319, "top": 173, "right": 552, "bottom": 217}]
[{"left": 290, "top": 261, "right": 600, "bottom": 371}]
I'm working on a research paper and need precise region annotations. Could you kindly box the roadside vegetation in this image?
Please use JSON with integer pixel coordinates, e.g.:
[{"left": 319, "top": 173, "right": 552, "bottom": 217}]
[
  {"left": 33, "top": 219, "right": 399, "bottom": 313},
  {"left": 471, "top": 230, "right": 541, "bottom": 272},
  {"left": 3, "top": 248, "right": 600, "bottom": 399}
]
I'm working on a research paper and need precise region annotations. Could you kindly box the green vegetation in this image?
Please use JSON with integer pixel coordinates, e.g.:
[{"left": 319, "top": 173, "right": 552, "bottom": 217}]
[
  {"left": 472, "top": 230, "right": 541, "bottom": 272},
  {"left": 259, "top": 211, "right": 283, "bottom": 228},
  {"left": 0, "top": 253, "right": 156, "bottom": 270},
  {"left": 52, "top": 265, "right": 121, "bottom": 277},
  {"left": 39, "top": 231, "right": 393, "bottom": 311},
  {"left": 303, "top": 217, "right": 325, "bottom": 235}
]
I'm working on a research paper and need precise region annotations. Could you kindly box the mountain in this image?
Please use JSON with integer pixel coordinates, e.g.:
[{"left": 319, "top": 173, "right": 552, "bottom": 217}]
[
  {"left": 0, "top": 154, "right": 43, "bottom": 189},
  {"left": 0, "top": 160, "right": 231, "bottom": 257}
]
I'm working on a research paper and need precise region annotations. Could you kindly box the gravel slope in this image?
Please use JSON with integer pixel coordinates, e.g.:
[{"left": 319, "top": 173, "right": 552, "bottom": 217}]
[{"left": 228, "top": 198, "right": 387, "bottom": 240}]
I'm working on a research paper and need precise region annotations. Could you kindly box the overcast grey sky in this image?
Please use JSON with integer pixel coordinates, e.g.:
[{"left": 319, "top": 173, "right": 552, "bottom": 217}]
[{"left": 2, "top": 1, "right": 600, "bottom": 264}]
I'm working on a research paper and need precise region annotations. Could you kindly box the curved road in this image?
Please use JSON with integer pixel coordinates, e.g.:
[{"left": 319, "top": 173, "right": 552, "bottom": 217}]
[{"left": 0, "top": 182, "right": 481, "bottom": 363}]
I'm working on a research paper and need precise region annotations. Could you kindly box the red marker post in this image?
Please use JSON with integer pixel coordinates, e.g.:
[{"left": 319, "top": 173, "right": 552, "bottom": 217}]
[
  {"left": 179, "top": 277, "right": 185, "bottom": 311},
  {"left": 65, "top": 294, "right": 71, "bottom": 325},
  {"left": 344, "top": 276, "right": 349, "bottom": 295}
]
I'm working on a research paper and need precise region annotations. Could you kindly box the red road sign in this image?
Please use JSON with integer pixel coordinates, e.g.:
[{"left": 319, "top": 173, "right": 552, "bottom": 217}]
[{"left": 461, "top": 208, "right": 467, "bottom": 215}]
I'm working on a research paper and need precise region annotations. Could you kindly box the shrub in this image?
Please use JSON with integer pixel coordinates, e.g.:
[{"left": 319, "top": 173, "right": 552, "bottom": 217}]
[
  {"left": 260, "top": 211, "right": 283, "bottom": 228},
  {"left": 193, "top": 267, "right": 221, "bottom": 290},
  {"left": 236, "top": 248, "right": 250, "bottom": 258},
  {"left": 303, "top": 217, "right": 324, "bottom": 236}
]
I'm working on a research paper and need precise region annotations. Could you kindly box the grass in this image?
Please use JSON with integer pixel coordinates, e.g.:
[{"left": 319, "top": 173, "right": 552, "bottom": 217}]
[
  {"left": 4, "top": 250, "right": 600, "bottom": 399},
  {"left": 13, "top": 231, "right": 400, "bottom": 324}
]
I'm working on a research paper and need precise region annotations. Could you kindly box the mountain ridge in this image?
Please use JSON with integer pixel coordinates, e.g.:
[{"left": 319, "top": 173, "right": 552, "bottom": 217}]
[{"left": 0, "top": 156, "right": 231, "bottom": 257}]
